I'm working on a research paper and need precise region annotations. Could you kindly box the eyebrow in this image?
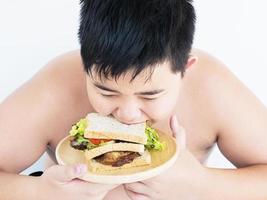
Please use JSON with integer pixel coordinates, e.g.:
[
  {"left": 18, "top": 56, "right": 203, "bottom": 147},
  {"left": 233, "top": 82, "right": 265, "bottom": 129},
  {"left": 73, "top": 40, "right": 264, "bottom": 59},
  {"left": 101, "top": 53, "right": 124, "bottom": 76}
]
[{"left": 93, "top": 82, "right": 165, "bottom": 95}]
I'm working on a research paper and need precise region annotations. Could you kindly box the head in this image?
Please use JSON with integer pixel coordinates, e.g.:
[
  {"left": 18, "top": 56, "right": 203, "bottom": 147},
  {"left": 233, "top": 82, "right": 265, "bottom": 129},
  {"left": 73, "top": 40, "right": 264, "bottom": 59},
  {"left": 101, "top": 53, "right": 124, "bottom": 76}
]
[{"left": 78, "top": 0, "right": 196, "bottom": 124}]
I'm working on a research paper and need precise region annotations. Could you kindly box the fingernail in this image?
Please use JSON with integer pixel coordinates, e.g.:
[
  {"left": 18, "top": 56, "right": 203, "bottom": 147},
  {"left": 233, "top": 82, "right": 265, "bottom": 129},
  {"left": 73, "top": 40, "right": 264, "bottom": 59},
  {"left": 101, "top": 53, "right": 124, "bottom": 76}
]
[
  {"left": 171, "top": 115, "right": 178, "bottom": 127},
  {"left": 75, "top": 165, "right": 81, "bottom": 174},
  {"left": 79, "top": 164, "right": 87, "bottom": 174},
  {"left": 75, "top": 164, "right": 87, "bottom": 175}
]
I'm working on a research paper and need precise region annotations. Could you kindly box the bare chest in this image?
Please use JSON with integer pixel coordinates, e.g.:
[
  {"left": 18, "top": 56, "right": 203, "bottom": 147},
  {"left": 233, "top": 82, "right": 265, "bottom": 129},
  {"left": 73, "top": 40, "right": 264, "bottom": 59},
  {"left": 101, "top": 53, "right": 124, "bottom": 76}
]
[{"left": 46, "top": 77, "right": 217, "bottom": 200}]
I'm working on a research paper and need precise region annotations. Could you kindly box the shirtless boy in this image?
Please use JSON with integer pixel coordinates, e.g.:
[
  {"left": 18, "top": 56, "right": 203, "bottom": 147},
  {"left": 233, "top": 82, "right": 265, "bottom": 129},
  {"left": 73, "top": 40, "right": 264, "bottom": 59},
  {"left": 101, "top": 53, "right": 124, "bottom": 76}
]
[{"left": 1, "top": 0, "right": 267, "bottom": 199}]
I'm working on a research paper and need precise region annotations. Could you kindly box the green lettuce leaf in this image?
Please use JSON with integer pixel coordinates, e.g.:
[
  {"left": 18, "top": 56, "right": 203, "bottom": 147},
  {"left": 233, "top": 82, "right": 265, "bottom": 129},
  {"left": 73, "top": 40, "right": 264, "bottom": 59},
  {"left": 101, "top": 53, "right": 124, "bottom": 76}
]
[
  {"left": 145, "top": 125, "right": 165, "bottom": 151},
  {"left": 69, "top": 118, "right": 90, "bottom": 147}
]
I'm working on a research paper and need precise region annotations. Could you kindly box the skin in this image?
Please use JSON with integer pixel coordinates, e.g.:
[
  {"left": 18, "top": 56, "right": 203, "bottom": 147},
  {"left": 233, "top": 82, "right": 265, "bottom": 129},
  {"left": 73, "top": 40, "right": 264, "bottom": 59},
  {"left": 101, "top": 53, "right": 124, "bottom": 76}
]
[{"left": 1, "top": 49, "right": 267, "bottom": 199}]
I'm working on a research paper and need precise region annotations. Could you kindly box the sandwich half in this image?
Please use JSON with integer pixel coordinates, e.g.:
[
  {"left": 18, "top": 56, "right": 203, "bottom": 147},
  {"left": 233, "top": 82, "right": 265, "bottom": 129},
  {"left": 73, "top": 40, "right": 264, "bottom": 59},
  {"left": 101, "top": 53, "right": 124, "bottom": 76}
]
[{"left": 69, "top": 113, "right": 164, "bottom": 173}]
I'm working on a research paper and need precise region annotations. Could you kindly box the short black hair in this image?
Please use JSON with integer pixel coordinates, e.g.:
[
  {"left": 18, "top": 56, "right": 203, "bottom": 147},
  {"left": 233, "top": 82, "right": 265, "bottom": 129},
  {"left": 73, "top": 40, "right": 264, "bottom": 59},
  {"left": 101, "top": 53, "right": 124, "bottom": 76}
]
[{"left": 78, "top": 0, "right": 196, "bottom": 80}]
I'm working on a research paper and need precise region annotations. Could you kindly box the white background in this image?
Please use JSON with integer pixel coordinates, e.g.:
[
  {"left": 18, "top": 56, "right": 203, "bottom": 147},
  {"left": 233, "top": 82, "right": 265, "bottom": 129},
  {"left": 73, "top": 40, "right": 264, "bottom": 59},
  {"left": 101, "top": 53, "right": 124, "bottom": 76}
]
[{"left": 1, "top": 1, "right": 267, "bottom": 173}]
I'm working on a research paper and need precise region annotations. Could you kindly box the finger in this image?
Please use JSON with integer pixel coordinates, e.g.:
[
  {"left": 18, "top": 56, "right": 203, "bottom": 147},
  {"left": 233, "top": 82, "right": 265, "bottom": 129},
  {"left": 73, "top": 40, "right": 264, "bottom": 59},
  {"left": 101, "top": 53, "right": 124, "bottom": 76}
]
[
  {"left": 170, "top": 115, "right": 186, "bottom": 149},
  {"left": 88, "top": 182, "right": 120, "bottom": 194},
  {"left": 124, "top": 187, "right": 150, "bottom": 200},
  {"left": 124, "top": 182, "right": 154, "bottom": 196},
  {"left": 65, "top": 178, "right": 119, "bottom": 195},
  {"left": 170, "top": 115, "right": 180, "bottom": 138},
  {"left": 46, "top": 164, "right": 87, "bottom": 183},
  {"left": 124, "top": 182, "right": 149, "bottom": 195},
  {"left": 176, "top": 126, "right": 186, "bottom": 150}
]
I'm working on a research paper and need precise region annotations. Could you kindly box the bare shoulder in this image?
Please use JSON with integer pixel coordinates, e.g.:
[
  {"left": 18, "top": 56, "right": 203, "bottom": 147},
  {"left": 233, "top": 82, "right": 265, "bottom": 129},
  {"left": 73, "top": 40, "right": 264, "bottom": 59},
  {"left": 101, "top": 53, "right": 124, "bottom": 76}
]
[
  {"left": 176, "top": 49, "right": 227, "bottom": 154},
  {"left": 0, "top": 50, "right": 91, "bottom": 172},
  {"left": 181, "top": 48, "right": 238, "bottom": 128},
  {"left": 183, "top": 49, "right": 267, "bottom": 167},
  {"left": 36, "top": 50, "right": 93, "bottom": 143}
]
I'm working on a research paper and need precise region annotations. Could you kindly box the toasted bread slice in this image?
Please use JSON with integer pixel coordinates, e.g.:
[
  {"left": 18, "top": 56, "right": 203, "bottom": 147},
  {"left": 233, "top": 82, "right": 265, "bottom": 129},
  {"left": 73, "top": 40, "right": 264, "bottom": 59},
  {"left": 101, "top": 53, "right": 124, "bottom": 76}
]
[
  {"left": 84, "top": 113, "right": 147, "bottom": 144},
  {"left": 87, "top": 150, "right": 151, "bottom": 173},
  {"left": 85, "top": 142, "right": 145, "bottom": 160}
]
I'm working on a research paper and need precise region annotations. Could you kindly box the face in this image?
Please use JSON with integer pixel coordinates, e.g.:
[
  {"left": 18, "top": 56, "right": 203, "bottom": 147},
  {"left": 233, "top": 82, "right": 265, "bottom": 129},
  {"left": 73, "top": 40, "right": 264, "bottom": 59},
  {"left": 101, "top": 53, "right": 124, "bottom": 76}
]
[{"left": 85, "top": 61, "right": 182, "bottom": 125}]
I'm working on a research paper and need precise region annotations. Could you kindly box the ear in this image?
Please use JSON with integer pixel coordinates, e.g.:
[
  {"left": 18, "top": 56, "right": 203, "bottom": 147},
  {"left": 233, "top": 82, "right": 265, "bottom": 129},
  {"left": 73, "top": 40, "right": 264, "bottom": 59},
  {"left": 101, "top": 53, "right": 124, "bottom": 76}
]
[{"left": 185, "top": 55, "right": 198, "bottom": 69}]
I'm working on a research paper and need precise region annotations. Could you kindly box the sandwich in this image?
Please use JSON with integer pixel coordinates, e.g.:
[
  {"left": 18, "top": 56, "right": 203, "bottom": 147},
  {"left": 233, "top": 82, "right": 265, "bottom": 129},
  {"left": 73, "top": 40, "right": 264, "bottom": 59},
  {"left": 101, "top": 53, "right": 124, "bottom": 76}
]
[{"left": 69, "top": 113, "right": 164, "bottom": 173}]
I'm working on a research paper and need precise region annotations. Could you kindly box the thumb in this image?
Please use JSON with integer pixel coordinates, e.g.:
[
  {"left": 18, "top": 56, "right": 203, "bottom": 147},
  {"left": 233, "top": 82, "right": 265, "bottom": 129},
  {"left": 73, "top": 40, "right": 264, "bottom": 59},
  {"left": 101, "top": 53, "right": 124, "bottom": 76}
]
[
  {"left": 46, "top": 164, "right": 87, "bottom": 183},
  {"left": 170, "top": 115, "right": 186, "bottom": 150}
]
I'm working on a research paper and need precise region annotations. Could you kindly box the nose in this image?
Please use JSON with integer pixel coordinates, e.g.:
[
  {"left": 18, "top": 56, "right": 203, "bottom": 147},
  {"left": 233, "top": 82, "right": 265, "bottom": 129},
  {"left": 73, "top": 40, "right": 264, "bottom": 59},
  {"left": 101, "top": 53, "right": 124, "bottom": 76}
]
[{"left": 114, "top": 100, "right": 142, "bottom": 124}]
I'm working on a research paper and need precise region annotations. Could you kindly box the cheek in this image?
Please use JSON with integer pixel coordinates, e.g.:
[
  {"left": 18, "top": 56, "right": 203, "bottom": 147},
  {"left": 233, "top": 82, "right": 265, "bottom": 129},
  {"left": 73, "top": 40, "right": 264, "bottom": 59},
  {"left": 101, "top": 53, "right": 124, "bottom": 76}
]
[
  {"left": 144, "top": 96, "right": 178, "bottom": 121},
  {"left": 87, "top": 91, "right": 115, "bottom": 115}
]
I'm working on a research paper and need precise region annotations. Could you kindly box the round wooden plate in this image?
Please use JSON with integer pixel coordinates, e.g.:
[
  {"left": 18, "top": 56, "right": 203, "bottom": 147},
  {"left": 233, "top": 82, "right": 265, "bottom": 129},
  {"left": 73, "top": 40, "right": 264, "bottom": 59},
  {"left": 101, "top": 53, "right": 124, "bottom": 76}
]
[{"left": 56, "top": 130, "right": 178, "bottom": 184}]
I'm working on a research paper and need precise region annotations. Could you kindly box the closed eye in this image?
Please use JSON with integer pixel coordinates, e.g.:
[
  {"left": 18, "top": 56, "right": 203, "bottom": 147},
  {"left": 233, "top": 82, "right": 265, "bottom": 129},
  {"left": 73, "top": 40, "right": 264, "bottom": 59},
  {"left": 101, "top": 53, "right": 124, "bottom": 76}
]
[
  {"left": 101, "top": 94, "right": 157, "bottom": 100},
  {"left": 100, "top": 93, "right": 116, "bottom": 97},
  {"left": 141, "top": 96, "right": 158, "bottom": 101}
]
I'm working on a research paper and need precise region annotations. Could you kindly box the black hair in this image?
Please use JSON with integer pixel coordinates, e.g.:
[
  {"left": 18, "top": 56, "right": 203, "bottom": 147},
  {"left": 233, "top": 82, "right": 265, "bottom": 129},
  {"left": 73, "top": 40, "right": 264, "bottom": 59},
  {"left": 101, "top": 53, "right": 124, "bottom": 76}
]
[{"left": 78, "top": 0, "right": 196, "bottom": 81}]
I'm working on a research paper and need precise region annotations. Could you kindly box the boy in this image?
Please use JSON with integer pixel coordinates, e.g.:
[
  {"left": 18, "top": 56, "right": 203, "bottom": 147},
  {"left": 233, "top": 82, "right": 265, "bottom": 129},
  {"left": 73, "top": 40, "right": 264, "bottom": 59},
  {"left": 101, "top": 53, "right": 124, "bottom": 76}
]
[{"left": 1, "top": 0, "right": 267, "bottom": 199}]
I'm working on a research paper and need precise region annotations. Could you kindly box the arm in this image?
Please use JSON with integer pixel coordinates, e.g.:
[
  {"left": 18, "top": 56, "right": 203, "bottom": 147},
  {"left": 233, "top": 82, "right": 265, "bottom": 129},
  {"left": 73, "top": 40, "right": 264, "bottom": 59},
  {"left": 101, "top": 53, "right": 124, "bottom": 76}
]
[
  {"left": 0, "top": 171, "right": 39, "bottom": 199},
  {"left": 0, "top": 51, "right": 84, "bottom": 173},
  {"left": 0, "top": 54, "right": 72, "bottom": 199},
  {"left": 0, "top": 69, "right": 53, "bottom": 199},
  {"left": 0, "top": 50, "right": 89, "bottom": 173},
  {"left": 122, "top": 51, "right": 267, "bottom": 200},
  {"left": 201, "top": 55, "right": 267, "bottom": 199},
  {"left": 0, "top": 51, "right": 116, "bottom": 199}
]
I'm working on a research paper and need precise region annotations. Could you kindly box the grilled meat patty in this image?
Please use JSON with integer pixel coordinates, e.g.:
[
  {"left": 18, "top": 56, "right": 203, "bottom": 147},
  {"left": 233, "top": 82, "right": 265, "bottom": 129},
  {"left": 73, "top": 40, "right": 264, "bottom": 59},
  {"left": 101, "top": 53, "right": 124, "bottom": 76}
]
[{"left": 94, "top": 151, "right": 141, "bottom": 167}]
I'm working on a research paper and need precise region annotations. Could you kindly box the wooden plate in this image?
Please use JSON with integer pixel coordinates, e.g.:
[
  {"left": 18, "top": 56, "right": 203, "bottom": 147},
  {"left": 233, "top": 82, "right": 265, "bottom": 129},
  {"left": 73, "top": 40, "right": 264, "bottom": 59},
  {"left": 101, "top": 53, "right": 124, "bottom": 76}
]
[{"left": 56, "top": 130, "right": 178, "bottom": 184}]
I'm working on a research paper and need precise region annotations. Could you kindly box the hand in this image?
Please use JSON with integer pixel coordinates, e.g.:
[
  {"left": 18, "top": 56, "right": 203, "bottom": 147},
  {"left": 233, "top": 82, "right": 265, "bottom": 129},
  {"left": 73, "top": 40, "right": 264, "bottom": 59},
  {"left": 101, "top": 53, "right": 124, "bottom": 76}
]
[
  {"left": 38, "top": 164, "right": 118, "bottom": 200},
  {"left": 123, "top": 115, "right": 208, "bottom": 200}
]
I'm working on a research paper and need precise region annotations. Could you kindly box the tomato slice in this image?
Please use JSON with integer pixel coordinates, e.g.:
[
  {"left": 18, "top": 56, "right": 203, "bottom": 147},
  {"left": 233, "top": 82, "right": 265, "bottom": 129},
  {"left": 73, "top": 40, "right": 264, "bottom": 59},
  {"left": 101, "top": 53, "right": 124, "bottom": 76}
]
[{"left": 89, "top": 138, "right": 112, "bottom": 145}]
